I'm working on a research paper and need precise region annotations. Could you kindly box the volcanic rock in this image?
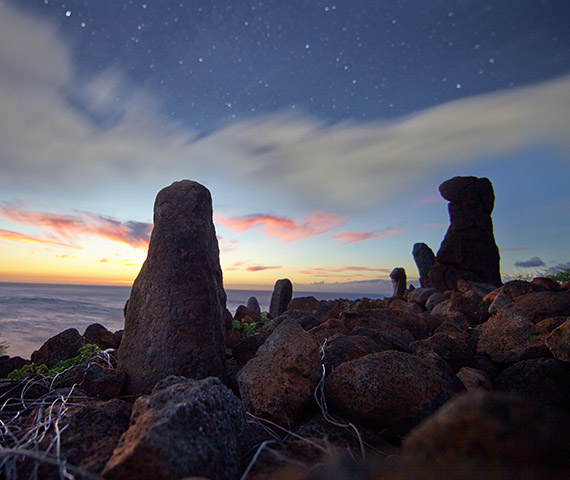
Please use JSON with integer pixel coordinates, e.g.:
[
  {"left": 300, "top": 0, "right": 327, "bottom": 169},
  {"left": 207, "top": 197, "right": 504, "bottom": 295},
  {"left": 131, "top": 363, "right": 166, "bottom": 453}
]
[
  {"left": 237, "top": 318, "right": 322, "bottom": 425},
  {"left": 389, "top": 267, "right": 407, "bottom": 297},
  {"left": 429, "top": 176, "right": 502, "bottom": 291},
  {"left": 324, "top": 350, "right": 465, "bottom": 435},
  {"left": 117, "top": 180, "right": 227, "bottom": 395},
  {"left": 31, "top": 328, "right": 85, "bottom": 368},
  {"left": 52, "top": 362, "right": 125, "bottom": 400},
  {"left": 0, "top": 355, "right": 29, "bottom": 378},
  {"left": 485, "top": 280, "right": 546, "bottom": 314},
  {"left": 269, "top": 278, "right": 293, "bottom": 318},
  {"left": 83, "top": 323, "right": 120, "bottom": 350},
  {"left": 102, "top": 377, "right": 245, "bottom": 480},
  {"left": 456, "top": 367, "right": 492, "bottom": 391},
  {"left": 247, "top": 296, "right": 261, "bottom": 314},
  {"left": 412, "top": 243, "right": 436, "bottom": 288},
  {"left": 408, "top": 288, "right": 439, "bottom": 309},
  {"left": 546, "top": 318, "right": 570, "bottom": 361},
  {"left": 322, "top": 334, "right": 382, "bottom": 372},
  {"left": 499, "top": 291, "right": 570, "bottom": 324}
]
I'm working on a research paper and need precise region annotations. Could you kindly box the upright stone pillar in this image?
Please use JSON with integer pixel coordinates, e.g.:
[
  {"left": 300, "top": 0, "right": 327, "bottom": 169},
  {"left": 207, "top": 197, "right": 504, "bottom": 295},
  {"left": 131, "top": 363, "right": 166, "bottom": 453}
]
[
  {"left": 412, "top": 243, "right": 436, "bottom": 288},
  {"left": 390, "top": 267, "right": 407, "bottom": 297},
  {"left": 269, "top": 279, "right": 293, "bottom": 318},
  {"left": 118, "top": 180, "right": 227, "bottom": 395}
]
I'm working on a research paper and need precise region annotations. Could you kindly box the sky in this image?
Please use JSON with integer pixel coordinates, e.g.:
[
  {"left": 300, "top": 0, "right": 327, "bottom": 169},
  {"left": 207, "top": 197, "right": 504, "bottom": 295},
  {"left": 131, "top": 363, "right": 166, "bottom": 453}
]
[{"left": 0, "top": 0, "right": 569, "bottom": 293}]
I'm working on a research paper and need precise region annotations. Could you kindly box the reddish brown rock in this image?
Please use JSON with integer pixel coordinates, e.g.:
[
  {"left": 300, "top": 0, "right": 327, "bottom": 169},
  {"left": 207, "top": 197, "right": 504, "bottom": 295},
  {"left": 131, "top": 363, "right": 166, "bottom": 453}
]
[
  {"left": 31, "top": 328, "right": 85, "bottom": 368},
  {"left": 502, "top": 291, "right": 570, "bottom": 324},
  {"left": 546, "top": 318, "right": 570, "bottom": 361},
  {"left": 532, "top": 276, "right": 561, "bottom": 291},
  {"left": 52, "top": 363, "right": 125, "bottom": 400},
  {"left": 494, "top": 358, "right": 570, "bottom": 409},
  {"left": 83, "top": 323, "right": 120, "bottom": 350},
  {"left": 118, "top": 180, "right": 227, "bottom": 395},
  {"left": 429, "top": 176, "right": 502, "bottom": 291},
  {"left": 411, "top": 328, "right": 474, "bottom": 373},
  {"left": 408, "top": 288, "right": 439, "bottom": 308},
  {"left": 403, "top": 390, "right": 570, "bottom": 476},
  {"left": 388, "top": 297, "right": 423, "bottom": 314},
  {"left": 103, "top": 377, "right": 245, "bottom": 480},
  {"left": 323, "top": 334, "right": 381, "bottom": 372},
  {"left": 430, "top": 291, "right": 489, "bottom": 325},
  {"left": 456, "top": 367, "right": 492, "bottom": 391},
  {"left": 237, "top": 318, "right": 322, "bottom": 425},
  {"left": 477, "top": 312, "right": 550, "bottom": 363},
  {"left": 486, "top": 280, "right": 547, "bottom": 314},
  {"left": 233, "top": 305, "right": 262, "bottom": 324},
  {"left": 324, "top": 350, "right": 465, "bottom": 435},
  {"left": 425, "top": 291, "right": 448, "bottom": 311}
]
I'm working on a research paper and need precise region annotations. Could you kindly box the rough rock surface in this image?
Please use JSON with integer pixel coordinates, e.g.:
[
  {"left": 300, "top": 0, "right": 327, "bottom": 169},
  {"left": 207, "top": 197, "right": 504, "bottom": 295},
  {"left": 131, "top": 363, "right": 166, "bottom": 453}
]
[
  {"left": 485, "top": 280, "right": 546, "bottom": 314},
  {"left": 389, "top": 267, "right": 407, "bottom": 297},
  {"left": 118, "top": 180, "right": 227, "bottom": 395},
  {"left": 499, "top": 291, "right": 570, "bottom": 324},
  {"left": 269, "top": 278, "right": 293, "bottom": 318},
  {"left": 546, "top": 318, "right": 570, "bottom": 361},
  {"left": 412, "top": 243, "right": 436, "bottom": 288},
  {"left": 429, "top": 176, "right": 502, "bottom": 291},
  {"left": 247, "top": 296, "right": 261, "bottom": 315},
  {"left": 30, "top": 328, "right": 85, "bottom": 368},
  {"left": 0, "top": 355, "right": 29, "bottom": 378},
  {"left": 403, "top": 391, "right": 570, "bottom": 475},
  {"left": 238, "top": 318, "right": 322, "bottom": 425},
  {"left": 322, "top": 334, "right": 381, "bottom": 372},
  {"left": 324, "top": 350, "right": 465, "bottom": 435},
  {"left": 408, "top": 288, "right": 439, "bottom": 309},
  {"left": 103, "top": 376, "right": 245, "bottom": 480},
  {"left": 52, "top": 363, "right": 125, "bottom": 400},
  {"left": 83, "top": 323, "right": 120, "bottom": 350},
  {"left": 456, "top": 367, "right": 492, "bottom": 391}
]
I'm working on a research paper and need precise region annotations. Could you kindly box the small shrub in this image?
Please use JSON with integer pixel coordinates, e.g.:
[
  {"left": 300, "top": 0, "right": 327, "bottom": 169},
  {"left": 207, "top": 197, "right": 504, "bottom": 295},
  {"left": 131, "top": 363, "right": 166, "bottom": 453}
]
[{"left": 260, "top": 312, "right": 271, "bottom": 323}]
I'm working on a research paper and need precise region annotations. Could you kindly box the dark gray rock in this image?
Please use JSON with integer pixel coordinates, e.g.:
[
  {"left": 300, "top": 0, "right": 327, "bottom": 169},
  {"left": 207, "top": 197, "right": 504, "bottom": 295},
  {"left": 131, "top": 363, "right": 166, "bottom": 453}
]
[
  {"left": 429, "top": 176, "right": 502, "bottom": 291},
  {"left": 412, "top": 243, "right": 436, "bottom": 288},
  {"left": 247, "top": 296, "right": 261, "bottom": 315},
  {"left": 83, "top": 323, "right": 120, "bottom": 350},
  {"left": 102, "top": 377, "right": 245, "bottom": 480},
  {"left": 117, "top": 181, "right": 227, "bottom": 395},
  {"left": 31, "top": 328, "right": 85, "bottom": 368},
  {"left": 269, "top": 278, "right": 293, "bottom": 318},
  {"left": 389, "top": 267, "right": 407, "bottom": 297}
]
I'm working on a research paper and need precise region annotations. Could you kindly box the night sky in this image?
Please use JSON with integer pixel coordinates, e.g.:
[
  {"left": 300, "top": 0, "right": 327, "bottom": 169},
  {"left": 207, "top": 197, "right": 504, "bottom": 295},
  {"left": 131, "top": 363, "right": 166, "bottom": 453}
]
[{"left": 1, "top": 0, "right": 569, "bottom": 290}]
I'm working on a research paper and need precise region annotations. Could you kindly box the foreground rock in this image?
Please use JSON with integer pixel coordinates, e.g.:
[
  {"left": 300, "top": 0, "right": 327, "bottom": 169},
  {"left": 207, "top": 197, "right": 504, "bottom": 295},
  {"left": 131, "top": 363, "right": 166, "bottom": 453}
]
[
  {"left": 103, "top": 376, "right": 245, "bottom": 480},
  {"left": 118, "top": 180, "right": 227, "bottom": 395},
  {"left": 403, "top": 390, "right": 570, "bottom": 478},
  {"left": 324, "top": 351, "right": 465, "bottom": 435},
  {"left": 429, "top": 176, "right": 502, "bottom": 291},
  {"left": 238, "top": 318, "right": 322, "bottom": 425},
  {"left": 31, "top": 328, "right": 85, "bottom": 368}
]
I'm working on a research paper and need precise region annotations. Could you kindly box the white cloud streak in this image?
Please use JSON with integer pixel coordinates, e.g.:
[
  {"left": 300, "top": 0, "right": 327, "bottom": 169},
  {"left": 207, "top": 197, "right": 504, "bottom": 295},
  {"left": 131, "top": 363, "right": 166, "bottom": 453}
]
[{"left": 1, "top": 1, "right": 569, "bottom": 212}]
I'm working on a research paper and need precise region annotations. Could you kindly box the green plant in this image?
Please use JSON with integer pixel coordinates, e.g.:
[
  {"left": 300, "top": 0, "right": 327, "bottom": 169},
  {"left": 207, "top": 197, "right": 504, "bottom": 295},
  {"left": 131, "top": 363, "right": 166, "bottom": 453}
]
[
  {"left": 546, "top": 267, "right": 570, "bottom": 284},
  {"left": 8, "top": 344, "right": 101, "bottom": 381},
  {"left": 232, "top": 318, "right": 258, "bottom": 335},
  {"left": 260, "top": 312, "right": 271, "bottom": 323}
]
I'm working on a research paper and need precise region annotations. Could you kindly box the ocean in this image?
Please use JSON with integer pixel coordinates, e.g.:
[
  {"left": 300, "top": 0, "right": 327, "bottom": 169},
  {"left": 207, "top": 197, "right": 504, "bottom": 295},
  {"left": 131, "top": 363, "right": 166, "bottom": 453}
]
[{"left": 0, "top": 282, "right": 386, "bottom": 359}]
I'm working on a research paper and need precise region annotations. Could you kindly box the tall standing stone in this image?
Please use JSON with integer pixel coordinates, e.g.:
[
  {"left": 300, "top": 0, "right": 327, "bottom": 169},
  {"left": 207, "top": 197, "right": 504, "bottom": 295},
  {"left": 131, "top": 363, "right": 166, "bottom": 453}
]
[
  {"left": 390, "top": 267, "right": 407, "bottom": 297},
  {"left": 429, "top": 176, "right": 501, "bottom": 291},
  {"left": 117, "top": 180, "right": 227, "bottom": 395},
  {"left": 412, "top": 243, "right": 435, "bottom": 288},
  {"left": 269, "top": 278, "right": 293, "bottom": 318}
]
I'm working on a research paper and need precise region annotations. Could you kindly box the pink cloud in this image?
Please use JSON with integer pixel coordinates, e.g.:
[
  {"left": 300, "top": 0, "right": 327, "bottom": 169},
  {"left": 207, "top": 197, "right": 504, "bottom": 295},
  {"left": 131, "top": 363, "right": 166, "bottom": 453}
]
[
  {"left": 246, "top": 265, "right": 281, "bottom": 272},
  {"left": 0, "top": 228, "right": 77, "bottom": 249},
  {"left": 331, "top": 227, "right": 403, "bottom": 245},
  {"left": 217, "top": 210, "right": 346, "bottom": 242},
  {"left": 0, "top": 205, "right": 152, "bottom": 249}
]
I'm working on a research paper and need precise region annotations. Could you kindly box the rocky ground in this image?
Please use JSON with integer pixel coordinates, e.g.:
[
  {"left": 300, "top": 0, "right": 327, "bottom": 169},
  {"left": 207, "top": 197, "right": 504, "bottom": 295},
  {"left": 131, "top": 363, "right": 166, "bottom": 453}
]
[{"left": 1, "top": 276, "right": 570, "bottom": 480}]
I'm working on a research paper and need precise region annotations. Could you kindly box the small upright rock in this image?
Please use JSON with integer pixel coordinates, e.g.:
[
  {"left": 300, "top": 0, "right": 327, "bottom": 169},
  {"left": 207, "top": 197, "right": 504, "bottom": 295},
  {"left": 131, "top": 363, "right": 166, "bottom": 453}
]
[
  {"left": 389, "top": 267, "right": 407, "bottom": 297},
  {"left": 429, "top": 176, "right": 502, "bottom": 291},
  {"left": 247, "top": 296, "right": 261, "bottom": 315},
  {"left": 269, "top": 278, "right": 293, "bottom": 318},
  {"left": 118, "top": 180, "right": 227, "bottom": 395},
  {"left": 412, "top": 243, "right": 435, "bottom": 288}
]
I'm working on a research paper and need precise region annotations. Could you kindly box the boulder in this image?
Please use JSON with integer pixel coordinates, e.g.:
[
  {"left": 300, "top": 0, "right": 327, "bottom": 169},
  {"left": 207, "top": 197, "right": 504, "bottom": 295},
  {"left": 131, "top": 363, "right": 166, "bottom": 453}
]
[
  {"left": 247, "top": 296, "right": 261, "bottom": 314},
  {"left": 237, "top": 318, "right": 322, "bottom": 425},
  {"left": 324, "top": 351, "right": 465, "bottom": 435},
  {"left": 429, "top": 176, "right": 501, "bottom": 291},
  {"left": 477, "top": 312, "right": 550, "bottom": 363},
  {"left": 494, "top": 358, "right": 570, "bottom": 410},
  {"left": 52, "top": 363, "right": 125, "bottom": 400},
  {"left": 411, "top": 328, "right": 474, "bottom": 373},
  {"left": 322, "top": 334, "right": 382, "bottom": 372},
  {"left": 408, "top": 288, "right": 439, "bottom": 308},
  {"left": 31, "top": 328, "right": 85, "bottom": 368},
  {"left": 546, "top": 318, "right": 570, "bottom": 361},
  {"left": 83, "top": 323, "right": 120, "bottom": 350},
  {"left": 456, "top": 367, "right": 492, "bottom": 391},
  {"left": 500, "top": 291, "right": 570, "bottom": 324},
  {"left": 388, "top": 297, "right": 423, "bottom": 314},
  {"left": 118, "top": 180, "right": 227, "bottom": 395},
  {"left": 403, "top": 390, "right": 570, "bottom": 476},
  {"left": 425, "top": 291, "right": 448, "bottom": 311},
  {"left": 532, "top": 276, "right": 561, "bottom": 291},
  {"left": 269, "top": 278, "right": 293, "bottom": 318},
  {"left": 0, "top": 355, "right": 29, "bottom": 378},
  {"left": 412, "top": 243, "right": 436, "bottom": 288},
  {"left": 234, "top": 305, "right": 262, "bottom": 324},
  {"left": 486, "top": 280, "right": 546, "bottom": 314},
  {"left": 103, "top": 377, "right": 245, "bottom": 480},
  {"left": 389, "top": 267, "right": 407, "bottom": 297}
]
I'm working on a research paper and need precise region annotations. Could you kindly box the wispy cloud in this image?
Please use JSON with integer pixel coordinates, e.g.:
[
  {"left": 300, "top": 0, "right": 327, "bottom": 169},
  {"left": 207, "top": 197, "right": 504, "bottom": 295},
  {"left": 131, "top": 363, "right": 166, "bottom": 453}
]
[
  {"left": 331, "top": 227, "right": 403, "bottom": 245},
  {"left": 1, "top": 1, "right": 569, "bottom": 213},
  {"left": 246, "top": 265, "right": 281, "bottom": 272},
  {"left": 298, "top": 266, "right": 392, "bottom": 277},
  {"left": 0, "top": 228, "right": 76, "bottom": 249},
  {"left": 217, "top": 211, "right": 346, "bottom": 242},
  {"left": 0, "top": 205, "right": 151, "bottom": 250}
]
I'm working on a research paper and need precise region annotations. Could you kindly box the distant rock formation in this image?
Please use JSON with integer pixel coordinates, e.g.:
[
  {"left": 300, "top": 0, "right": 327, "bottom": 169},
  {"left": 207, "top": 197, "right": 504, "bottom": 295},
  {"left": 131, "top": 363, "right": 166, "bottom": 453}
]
[
  {"left": 412, "top": 243, "right": 435, "bottom": 288},
  {"left": 429, "top": 176, "right": 502, "bottom": 291},
  {"left": 247, "top": 296, "right": 261, "bottom": 315},
  {"left": 269, "top": 278, "right": 293, "bottom": 318},
  {"left": 117, "top": 180, "right": 227, "bottom": 395},
  {"left": 390, "top": 267, "right": 407, "bottom": 297}
]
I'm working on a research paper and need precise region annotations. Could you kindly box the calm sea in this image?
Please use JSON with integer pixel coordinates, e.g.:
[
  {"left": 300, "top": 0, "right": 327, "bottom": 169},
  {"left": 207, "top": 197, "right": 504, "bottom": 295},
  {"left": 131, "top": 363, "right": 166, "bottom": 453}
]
[{"left": 0, "top": 282, "right": 385, "bottom": 359}]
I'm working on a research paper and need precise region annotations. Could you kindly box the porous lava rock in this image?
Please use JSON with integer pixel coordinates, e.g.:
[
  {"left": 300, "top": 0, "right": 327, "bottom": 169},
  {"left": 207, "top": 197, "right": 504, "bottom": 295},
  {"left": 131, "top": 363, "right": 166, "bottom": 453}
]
[
  {"left": 412, "top": 243, "right": 436, "bottom": 288},
  {"left": 429, "top": 176, "right": 502, "bottom": 291},
  {"left": 403, "top": 390, "right": 570, "bottom": 476},
  {"left": 269, "top": 278, "right": 293, "bottom": 318},
  {"left": 324, "top": 350, "right": 465, "bottom": 435},
  {"left": 456, "top": 367, "right": 492, "bottom": 391},
  {"left": 237, "top": 318, "right": 322, "bottom": 425},
  {"left": 485, "top": 280, "right": 546, "bottom": 314},
  {"left": 31, "top": 328, "right": 85, "bottom": 368},
  {"left": 546, "top": 318, "right": 570, "bottom": 361},
  {"left": 117, "top": 180, "right": 227, "bottom": 395},
  {"left": 500, "top": 291, "right": 570, "bottom": 324},
  {"left": 52, "top": 363, "right": 125, "bottom": 400},
  {"left": 322, "top": 334, "right": 382, "bottom": 372},
  {"left": 408, "top": 288, "right": 439, "bottom": 309},
  {"left": 102, "top": 376, "right": 245, "bottom": 480}
]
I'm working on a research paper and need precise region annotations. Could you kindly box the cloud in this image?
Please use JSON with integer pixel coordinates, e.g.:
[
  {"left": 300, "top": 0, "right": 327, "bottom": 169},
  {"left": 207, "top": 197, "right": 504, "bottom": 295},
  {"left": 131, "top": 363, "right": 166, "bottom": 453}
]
[
  {"left": 217, "top": 211, "right": 346, "bottom": 242},
  {"left": 514, "top": 257, "right": 546, "bottom": 268},
  {"left": 331, "top": 227, "right": 403, "bottom": 245},
  {"left": 246, "top": 265, "right": 281, "bottom": 272},
  {"left": 296, "top": 278, "right": 395, "bottom": 294},
  {"left": 0, "top": 205, "right": 152, "bottom": 250},
  {"left": 0, "top": 228, "right": 76, "bottom": 249},
  {"left": 298, "top": 266, "right": 392, "bottom": 276}
]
